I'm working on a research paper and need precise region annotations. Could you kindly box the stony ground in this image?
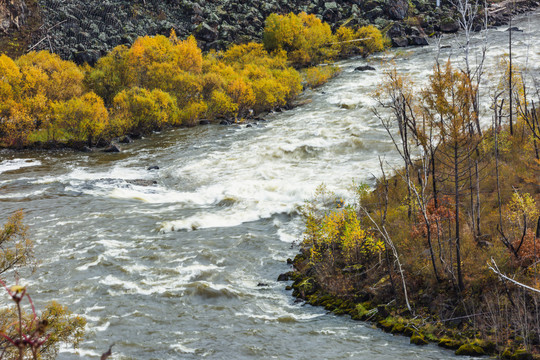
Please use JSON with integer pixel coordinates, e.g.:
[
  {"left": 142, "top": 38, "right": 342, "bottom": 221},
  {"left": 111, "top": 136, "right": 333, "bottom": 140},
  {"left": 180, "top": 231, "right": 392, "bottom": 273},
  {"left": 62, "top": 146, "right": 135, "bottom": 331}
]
[{"left": 1, "top": 0, "right": 538, "bottom": 63}]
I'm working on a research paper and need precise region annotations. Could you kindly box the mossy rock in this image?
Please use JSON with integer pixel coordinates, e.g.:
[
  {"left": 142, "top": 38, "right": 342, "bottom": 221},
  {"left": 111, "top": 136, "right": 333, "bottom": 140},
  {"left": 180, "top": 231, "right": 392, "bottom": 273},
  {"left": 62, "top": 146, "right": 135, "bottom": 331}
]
[
  {"left": 512, "top": 349, "right": 533, "bottom": 360},
  {"left": 294, "top": 277, "right": 317, "bottom": 296},
  {"left": 355, "top": 304, "right": 369, "bottom": 319},
  {"left": 391, "top": 323, "right": 405, "bottom": 334},
  {"left": 455, "top": 343, "right": 485, "bottom": 356},
  {"left": 378, "top": 317, "right": 396, "bottom": 332},
  {"left": 410, "top": 332, "right": 429, "bottom": 346},
  {"left": 403, "top": 326, "right": 415, "bottom": 337},
  {"left": 438, "top": 337, "right": 462, "bottom": 350},
  {"left": 502, "top": 349, "right": 514, "bottom": 360},
  {"left": 473, "top": 339, "right": 496, "bottom": 354}
]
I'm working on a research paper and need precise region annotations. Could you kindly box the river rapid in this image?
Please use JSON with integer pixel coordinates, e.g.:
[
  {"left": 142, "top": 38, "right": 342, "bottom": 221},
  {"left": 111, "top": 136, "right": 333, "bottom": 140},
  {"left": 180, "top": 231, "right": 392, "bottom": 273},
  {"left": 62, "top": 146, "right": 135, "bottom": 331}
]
[{"left": 1, "top": 11, "right": 540, "bottom": 359}]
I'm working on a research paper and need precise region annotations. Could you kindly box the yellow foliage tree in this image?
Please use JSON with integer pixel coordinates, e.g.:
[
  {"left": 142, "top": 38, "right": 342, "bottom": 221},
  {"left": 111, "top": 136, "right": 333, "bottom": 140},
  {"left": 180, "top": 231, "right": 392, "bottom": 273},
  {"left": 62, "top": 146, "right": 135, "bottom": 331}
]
[
  {"left": 112, "top": 87, "right": 180, "bottom": 134},
  {"left": 17, "top": 51, "right": 84, "bottom": 101},
  {"left": 51, "top": 92, "right": 109, "bottom": 145},
  {"left": 263, "top": 12, "right": 336, "bottom": 67},
  {"left": 85, "top": 45, "right": 131, "bottom": 105},
  {"left": 207, "top": 90, "right": 238, "bottom": 120}
]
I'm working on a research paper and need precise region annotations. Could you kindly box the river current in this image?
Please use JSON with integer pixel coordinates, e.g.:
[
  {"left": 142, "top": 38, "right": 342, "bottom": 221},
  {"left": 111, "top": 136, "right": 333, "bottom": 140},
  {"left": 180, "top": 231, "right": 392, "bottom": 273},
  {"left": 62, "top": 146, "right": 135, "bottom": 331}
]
[{"left": 1, "top": 10, "right": 540, "bottom": 359}]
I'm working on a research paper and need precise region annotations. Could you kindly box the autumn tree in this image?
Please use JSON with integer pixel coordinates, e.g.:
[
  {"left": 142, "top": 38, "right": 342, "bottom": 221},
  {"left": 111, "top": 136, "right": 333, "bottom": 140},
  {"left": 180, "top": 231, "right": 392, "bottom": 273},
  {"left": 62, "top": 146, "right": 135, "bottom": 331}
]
[
  {"left": 51, "top": 92, "right": 109, "bottom": 146},
  {"left": 112, "top": 87, "right": 180, "bottom": 134}
]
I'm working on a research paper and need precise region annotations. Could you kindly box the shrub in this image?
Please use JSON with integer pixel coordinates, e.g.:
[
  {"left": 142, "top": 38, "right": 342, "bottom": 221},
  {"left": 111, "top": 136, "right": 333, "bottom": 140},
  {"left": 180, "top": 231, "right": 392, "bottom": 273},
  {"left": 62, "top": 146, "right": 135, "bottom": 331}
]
[
  {"left": 263, "top": 12, "right": 336, "bottom": 67},
  {"left": 303, "top": 66, "right": 340, "bottom": 88},
  {"left": 51, "top": 92, "right": 109, "bottom": 145},
  {"left": 112, "top": 87, "right": 180, "bottom": 134}
]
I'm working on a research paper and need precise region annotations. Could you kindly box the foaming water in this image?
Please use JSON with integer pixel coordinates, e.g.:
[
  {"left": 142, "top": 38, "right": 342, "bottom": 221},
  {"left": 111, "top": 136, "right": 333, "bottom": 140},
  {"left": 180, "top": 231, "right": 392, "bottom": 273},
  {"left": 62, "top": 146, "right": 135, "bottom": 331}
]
[{"left": 2, "top": 12, "right": 539, "bottom": 359}]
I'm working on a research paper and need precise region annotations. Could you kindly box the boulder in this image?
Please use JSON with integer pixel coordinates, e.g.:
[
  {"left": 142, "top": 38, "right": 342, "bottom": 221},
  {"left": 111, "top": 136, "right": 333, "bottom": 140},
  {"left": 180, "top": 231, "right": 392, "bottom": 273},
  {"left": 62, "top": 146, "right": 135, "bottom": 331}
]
[
  {"left": 196, "top": 22, "right": 218, "bottom": 42},
  {"left": 277, "top": 273, "right": 290, "bottom": 281},
  {"left": 0, "top": 0, "right": 27, "bottom": 33},
  {"left": 355, "top": 65, "right": 376, "bottom": 71},
  {"left": 386, "top": 0, "right": 409, "bottom": 20},
  {"left": 147, "top": 165, "right": 160, "bottom": 171},
  {"left": 506, "top": 26, "right": 523, "bottom": 32},
  {"left": 392, "top": 36, "right": 409, "bottom": 47},
  {"left": 440, "top": 18, "right": 460, "bottom": 33},
  {"left": 455, "top": 343, "right": 485, "bottom": 356},
  {"left": 103, "top": 143, "right": 121, "bottom": 153},
  {"left": 412, "top": 36, "right": 429, "bottom": 46},
  {"left": 118, "top": 135, "right": 133, "bottom": 144}
]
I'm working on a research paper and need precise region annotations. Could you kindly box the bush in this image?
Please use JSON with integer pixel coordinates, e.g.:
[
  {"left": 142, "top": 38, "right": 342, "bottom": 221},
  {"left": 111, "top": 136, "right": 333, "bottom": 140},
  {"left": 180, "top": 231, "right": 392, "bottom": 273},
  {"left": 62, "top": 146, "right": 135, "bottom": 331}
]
[
  {"left": 263, "top": 12, "right": 336, "bottom": 67},
  {"left": 112, "top": 87, "right": 180, "bottom": 134}
]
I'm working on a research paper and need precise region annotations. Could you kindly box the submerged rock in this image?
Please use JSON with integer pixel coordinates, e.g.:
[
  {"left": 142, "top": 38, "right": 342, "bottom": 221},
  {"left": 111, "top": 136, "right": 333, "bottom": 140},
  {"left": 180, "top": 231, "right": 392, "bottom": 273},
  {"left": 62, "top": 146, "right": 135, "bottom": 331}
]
[
  {"left": 126, "top": 179, "right": 157, "bottom": 186},
  {"left": 355, "top": 65, "right": 376, "bottom": 71}
]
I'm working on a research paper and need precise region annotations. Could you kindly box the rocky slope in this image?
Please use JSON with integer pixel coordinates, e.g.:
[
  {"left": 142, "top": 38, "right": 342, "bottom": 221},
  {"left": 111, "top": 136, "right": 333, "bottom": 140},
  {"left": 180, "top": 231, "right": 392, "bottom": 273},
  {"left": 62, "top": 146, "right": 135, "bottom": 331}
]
[{"left": 0, "top": 0, "right": 538, "bottom": 64}]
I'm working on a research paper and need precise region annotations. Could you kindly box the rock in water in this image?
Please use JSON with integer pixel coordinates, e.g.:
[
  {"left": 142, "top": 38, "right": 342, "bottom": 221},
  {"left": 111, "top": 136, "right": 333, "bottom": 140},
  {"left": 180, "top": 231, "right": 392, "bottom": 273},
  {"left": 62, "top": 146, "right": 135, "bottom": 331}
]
[
  {"left": 126, "top": 179, "right": 157, "bottom": 186},
  {"left": 103, "top": 144, "right": 121, "bottom": 153},
  {"left": 355, "top": 65, "right": 376, "bottom": 71},
  {"left": 147, "top": 165, "right": 159, "bottom": 171},
  {"left": 119, "top": 135, "right": 133, "bottom": 144},
  {"left": 506, "top": 26, "right": 523, "bottom": 32}
]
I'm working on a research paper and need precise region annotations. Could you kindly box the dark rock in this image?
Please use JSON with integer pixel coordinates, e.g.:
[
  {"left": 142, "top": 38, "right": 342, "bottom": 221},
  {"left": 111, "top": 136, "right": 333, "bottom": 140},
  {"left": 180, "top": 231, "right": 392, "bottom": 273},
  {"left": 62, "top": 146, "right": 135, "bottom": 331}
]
[
  {"left": 220, "top": 120, "right": 231, "bottom": 125},
  {"left": 440, "top": 18, "right": 460, "bottom": 33},
  {"left": 392, "top": 36, "right": 409, "bottom": 47},
  {"left": 118, "top": 135, "right": 133, "bottom": 144},
  {"left": 199, "top": 120, "right": 211, "bottom": 125},
  {"left": 147, "top": 165, "right": 160, "bottom": 171},
  {"left": 246, "top": 123, "right": 253, "bottom": 128},
  {"left": 506, "top": 26, "right": 523, "bottom": 32},
  {"left": 286, "top": 258, "right": 293, "bottom": 265},
  {"left": 196, "top": 22, "right": 218, "bottom": 42},
  {"left": 103, "top": 144, "right": 121, "bottom": 153},
  {"left": 82, "top": 146, "right": 93, "bottom": 153},
  {"left": 412, "top": 36, "right": 429, "bottom": 46},
  {"left": 355, "top": 65, "right": 376, "bottom": 71},
  {"left": 257, "top": 283, "right": 269, "bottom": 287},
  {"left": 386, "top": 0, "right": 409, "bottom": 20},
  {"left": 126, "top": 179, "right": 158, "bottom": 186},
  {"left": 95, "top": 138, "right": 109, "bottom": 148},
  {"left": 73, "top": 50, "right": 100, "bottom": 66},
  {"left": 277, "top": 273, "right": 290, "bottom": 281}
]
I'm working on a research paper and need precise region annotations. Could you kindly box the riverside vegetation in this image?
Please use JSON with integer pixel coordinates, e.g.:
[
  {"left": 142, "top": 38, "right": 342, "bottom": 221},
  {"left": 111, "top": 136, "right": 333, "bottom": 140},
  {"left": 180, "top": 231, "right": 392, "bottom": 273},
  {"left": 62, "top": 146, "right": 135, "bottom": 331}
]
[
  {"left": 286, "top": 42, "right": 540, "bottom": 359},
  {"left": 0, "top": 12, "right": 387, "bottom": 150}
]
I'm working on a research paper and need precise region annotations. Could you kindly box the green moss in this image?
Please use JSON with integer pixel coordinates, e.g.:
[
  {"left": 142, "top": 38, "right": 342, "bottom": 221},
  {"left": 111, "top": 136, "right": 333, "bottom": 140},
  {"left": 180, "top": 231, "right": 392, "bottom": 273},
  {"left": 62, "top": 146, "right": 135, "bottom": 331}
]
[
  {"left": 391, "top": 323, "right": 405, "bottom": 334},
  {"left": 512, "top": 349, "right": 533, "bottom": 360},
  {"left": 455, "top": 343, "right": 485, "bottom": 356},
  {"left": 403, "top": 326, "right": 415, "bottom": 337},
  {"left": 410, "top": 332, "right": 428, "bottom": 346},
  {"left": 502, "top": 349, "right": 514, "bottom": 360},
  {"left": 378, "top": 316, "right": 396, "bottom": 332},
  {"left": 438, "top": 337, "right": 462, "bottom": 350}
]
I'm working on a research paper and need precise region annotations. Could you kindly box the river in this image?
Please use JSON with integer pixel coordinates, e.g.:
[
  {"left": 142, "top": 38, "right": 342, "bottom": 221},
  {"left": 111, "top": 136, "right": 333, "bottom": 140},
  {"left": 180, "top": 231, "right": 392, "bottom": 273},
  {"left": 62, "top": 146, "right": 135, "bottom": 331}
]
[{"left": 1, "top": 10, "right": 539, "bottom": 359}]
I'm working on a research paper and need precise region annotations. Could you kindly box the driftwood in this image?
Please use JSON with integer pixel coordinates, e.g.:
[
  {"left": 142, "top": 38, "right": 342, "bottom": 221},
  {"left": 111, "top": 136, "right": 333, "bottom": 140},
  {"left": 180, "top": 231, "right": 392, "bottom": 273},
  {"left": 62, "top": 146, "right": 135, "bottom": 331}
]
[{"left": 488, "top": 257, "right": 540, "bottom": 294}]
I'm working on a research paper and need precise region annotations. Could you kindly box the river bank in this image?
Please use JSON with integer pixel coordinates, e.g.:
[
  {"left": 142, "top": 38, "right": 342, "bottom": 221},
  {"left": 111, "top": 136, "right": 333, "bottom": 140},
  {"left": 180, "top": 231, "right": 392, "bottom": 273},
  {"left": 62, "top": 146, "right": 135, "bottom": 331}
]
[{"left": 280, "top": 6, "right": 540, "bottom": 357}]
